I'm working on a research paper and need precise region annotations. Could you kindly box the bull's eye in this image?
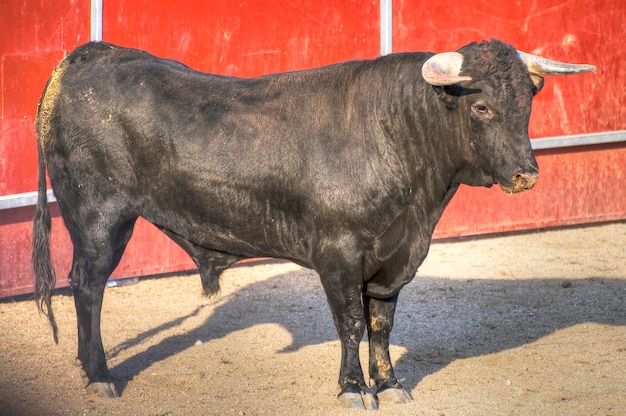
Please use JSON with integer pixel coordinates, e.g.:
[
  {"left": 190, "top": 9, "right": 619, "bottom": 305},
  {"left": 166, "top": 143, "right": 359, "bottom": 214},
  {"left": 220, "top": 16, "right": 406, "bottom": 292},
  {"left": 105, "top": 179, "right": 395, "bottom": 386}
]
[
  {"left": 475, "top": 104, "right": 488, "bottom": 113},
  {"left": 471, "top": 102, "right": 493, "bottom": 119}
]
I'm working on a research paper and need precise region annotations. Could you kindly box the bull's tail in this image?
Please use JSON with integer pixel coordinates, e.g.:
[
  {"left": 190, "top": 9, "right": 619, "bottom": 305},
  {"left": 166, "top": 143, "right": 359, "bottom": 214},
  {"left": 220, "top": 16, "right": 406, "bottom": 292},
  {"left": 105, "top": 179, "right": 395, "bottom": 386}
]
[{"left": 32, "top": 71, "right": 60, "bottom": 344}]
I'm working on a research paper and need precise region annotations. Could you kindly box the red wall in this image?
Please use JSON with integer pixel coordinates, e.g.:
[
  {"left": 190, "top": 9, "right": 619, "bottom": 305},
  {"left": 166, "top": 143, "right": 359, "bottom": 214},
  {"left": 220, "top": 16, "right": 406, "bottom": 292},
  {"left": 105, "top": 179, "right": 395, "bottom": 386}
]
[
  {"left": 1, "top": 0, "right": 89, "bottom": 296},
  {"left": 1, "top": 0, "right": 624, "bottom": 297}
]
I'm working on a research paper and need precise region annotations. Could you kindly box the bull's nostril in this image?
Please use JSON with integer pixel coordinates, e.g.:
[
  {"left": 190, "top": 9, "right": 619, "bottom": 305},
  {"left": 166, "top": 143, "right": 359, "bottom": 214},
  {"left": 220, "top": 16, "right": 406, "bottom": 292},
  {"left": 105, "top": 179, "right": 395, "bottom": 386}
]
[
  {"left": 507, "top": 170, "right": 538, "bottom": 193},
  {"left": 508, "top": 169, "right": 538, "bottom": 193},
  {"left": 512, "top": 169, "right": 538, "bottom": 183},
  {"left": 512, "top": 172, "right": 527, "bottom": 185}
]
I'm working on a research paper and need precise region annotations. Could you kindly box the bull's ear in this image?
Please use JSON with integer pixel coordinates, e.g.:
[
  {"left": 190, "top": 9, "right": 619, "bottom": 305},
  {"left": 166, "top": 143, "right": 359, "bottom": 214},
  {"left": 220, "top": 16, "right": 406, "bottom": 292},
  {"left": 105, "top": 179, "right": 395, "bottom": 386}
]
[
  {"left": 434, "top": 85, "right": 460, "bottom": 109},
  {"left": 530, "top": 74, "right": 544, "bottom": 95}
]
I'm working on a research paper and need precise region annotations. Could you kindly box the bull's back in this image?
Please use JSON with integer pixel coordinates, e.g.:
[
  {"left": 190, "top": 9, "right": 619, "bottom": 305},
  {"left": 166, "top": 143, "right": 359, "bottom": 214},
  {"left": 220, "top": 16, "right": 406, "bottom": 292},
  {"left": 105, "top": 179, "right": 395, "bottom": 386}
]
[
  {"left": 43, "top": 43, "right": 366, "bottom": 197},
  {"left": 42, "top": 42, "right": 336, "bottom": 175}
]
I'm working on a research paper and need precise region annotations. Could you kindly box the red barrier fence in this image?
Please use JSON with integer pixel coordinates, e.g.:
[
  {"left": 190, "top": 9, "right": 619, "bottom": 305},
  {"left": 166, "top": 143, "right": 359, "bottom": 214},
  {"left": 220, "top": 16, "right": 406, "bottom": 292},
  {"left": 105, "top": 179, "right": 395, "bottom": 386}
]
[{"left": 1, "top": 0, "right": 624, "bottom": 297}]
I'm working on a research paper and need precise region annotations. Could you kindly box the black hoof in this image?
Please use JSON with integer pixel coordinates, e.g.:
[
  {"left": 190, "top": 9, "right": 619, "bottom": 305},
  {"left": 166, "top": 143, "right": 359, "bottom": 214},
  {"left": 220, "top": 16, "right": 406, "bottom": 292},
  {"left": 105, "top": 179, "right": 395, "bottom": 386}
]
[
  {"left": 338, "top": 391, "right": 378, "bottom": 410},
  {"left": 376, "top": 386, "right": 413, "bottom": 404},
  {"left": 87, "top": 382, "right": 119, "bottom": 398}
]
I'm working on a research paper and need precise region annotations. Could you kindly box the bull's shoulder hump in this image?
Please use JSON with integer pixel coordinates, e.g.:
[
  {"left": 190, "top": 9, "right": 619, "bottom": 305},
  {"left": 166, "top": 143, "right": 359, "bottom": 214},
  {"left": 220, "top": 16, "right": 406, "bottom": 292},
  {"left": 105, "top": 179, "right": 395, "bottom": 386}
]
[
  {"left": 66, "top": 42, "right": 154, "bottom": 65},
  {"left": 63, "top": 42, "right": 233, "bottom": 86}
]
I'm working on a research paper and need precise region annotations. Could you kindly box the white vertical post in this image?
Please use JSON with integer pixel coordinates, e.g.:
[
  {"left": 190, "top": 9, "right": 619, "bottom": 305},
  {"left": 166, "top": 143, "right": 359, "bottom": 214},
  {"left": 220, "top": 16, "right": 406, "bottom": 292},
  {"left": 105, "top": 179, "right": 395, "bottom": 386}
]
[
  {"left": 380, "top": 0, "right": 392, "bottom": 55},
  {"left": 91, "top": 0, "right": 103, "bottom": 41}
]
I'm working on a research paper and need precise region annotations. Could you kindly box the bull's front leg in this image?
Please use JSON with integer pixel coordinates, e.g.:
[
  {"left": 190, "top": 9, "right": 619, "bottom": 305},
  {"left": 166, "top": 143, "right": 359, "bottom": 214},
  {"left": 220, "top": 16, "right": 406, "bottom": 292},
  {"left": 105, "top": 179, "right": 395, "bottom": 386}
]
[
  {"left": 319, "top": 274, "right": 378, "bottom": 410},
  {"left": 364, "top": 294, "right": 413, "bottom": 404}
]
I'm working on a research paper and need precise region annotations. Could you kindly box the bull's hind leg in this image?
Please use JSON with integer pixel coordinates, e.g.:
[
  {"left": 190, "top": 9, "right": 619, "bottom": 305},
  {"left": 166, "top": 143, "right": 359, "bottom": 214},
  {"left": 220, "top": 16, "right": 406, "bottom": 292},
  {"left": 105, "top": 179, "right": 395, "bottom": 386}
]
[
  {"left": 363, "top": 294, "right": 413, "bottom": 405},
  {"left": 69, "top": 218, "right": 137, "bottom": 398}
]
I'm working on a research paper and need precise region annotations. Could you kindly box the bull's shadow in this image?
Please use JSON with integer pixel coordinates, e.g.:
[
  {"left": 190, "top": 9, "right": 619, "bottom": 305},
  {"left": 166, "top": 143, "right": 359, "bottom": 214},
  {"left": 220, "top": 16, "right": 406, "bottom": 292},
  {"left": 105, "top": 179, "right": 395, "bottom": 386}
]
[{"left": 107, "top": 259, "right": 626, "bottom": 396}]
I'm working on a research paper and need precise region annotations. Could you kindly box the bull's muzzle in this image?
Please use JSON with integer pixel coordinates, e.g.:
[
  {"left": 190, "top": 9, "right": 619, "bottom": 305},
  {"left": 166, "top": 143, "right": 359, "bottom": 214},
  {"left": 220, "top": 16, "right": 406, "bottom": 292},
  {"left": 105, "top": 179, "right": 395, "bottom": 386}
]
[{"left": 500, "top": 169, "right": 539, "bottom": 194}]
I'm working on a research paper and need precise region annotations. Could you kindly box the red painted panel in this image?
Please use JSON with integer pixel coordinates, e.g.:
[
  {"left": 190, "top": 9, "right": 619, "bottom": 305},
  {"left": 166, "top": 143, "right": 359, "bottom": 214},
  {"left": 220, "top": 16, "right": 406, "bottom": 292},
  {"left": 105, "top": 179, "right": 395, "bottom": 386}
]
[
  {"left": 393, "top": 0, "right": 625, "bottom": 137},
  {"left": 0, "top": 206, "right": 36, "bottom": 297},
  {"left": 113, "top": 219, "right": 195, "bottom": 278},
  {"left": 0, "top": 0, "right": 89, "bottom": 297},
  {"left": 0, "top": 120, "right": 34, "bottom": 195},
  {"left": 0, "top": 0, "right": 88, "bottom": 56},
  {"left": 103, "top": 0, "right": 380, "bottom": 75},
  {"left": 0, "top": 208, "right": 195, "bottom": 298},
  {"left": 434, "top": 145, "right": 626, "bottom": 238},
  {"left": 1, "top": 52, "right": 65, "bottom": 195},
  {"left": 1, "top": 0, "right": 89, "bottom": 196},
  {"left": 2, "top": 52, "right": 64, "bottom": 120}
]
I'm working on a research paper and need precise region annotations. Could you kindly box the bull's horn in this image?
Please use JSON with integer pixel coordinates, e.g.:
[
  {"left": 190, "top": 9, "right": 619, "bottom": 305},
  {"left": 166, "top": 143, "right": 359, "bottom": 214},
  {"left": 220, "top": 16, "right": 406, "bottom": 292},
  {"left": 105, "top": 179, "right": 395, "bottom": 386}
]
[
  {"left": 518, "top": 51, "right": 596, "bottom": 75},
  {"left": 422, "top": 52, "right": 473, "bottom": 86}
]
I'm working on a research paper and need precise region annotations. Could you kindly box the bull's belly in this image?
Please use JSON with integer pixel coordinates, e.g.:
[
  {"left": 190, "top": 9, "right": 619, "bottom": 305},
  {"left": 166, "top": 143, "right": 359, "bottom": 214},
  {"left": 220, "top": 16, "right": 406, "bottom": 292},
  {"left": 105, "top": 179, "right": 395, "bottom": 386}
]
[{"left": 145, "top": 206, "right": 315, "bottom": 267}]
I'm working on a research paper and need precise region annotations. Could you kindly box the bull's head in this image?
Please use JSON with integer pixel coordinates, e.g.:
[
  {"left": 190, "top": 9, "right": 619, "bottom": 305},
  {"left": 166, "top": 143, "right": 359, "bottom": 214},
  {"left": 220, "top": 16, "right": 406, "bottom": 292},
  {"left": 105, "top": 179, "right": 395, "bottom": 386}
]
[{"left": 421, "top": 40, "right": 595, "bottom": 194}]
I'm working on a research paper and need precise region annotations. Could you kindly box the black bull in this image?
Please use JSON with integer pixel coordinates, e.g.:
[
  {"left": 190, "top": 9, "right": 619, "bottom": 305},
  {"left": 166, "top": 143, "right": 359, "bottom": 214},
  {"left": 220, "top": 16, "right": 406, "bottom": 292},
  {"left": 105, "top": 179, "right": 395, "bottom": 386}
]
[{"left": 32, "top": 39, "right": 594, "bottom": 409}]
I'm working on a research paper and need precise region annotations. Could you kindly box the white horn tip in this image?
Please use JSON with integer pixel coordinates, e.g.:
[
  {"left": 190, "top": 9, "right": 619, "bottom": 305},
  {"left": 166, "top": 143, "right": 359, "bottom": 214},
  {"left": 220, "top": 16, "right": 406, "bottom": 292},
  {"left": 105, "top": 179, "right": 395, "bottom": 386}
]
[
  {"left": 518, "top": 50, "right": 597, "bottom": 75},
  {"left": 583, "top": 64, "right": 597, "bottom": 73}
]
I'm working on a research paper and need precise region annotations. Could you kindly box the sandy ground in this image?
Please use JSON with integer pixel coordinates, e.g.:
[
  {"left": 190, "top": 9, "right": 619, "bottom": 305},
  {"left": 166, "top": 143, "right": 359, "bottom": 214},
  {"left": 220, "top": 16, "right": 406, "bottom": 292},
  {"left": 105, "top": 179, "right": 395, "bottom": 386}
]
[{"left": 1, "top": 222, "right": 624, "bottom": 415}]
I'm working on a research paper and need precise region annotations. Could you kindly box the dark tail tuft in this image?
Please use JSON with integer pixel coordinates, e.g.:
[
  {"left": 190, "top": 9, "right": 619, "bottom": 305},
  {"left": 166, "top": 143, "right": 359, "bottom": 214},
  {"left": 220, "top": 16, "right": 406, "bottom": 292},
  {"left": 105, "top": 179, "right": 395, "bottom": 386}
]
[
  {"left": 201, "top": 275, "right": 221, "bottom": 299},
  {"left": 32, "top": 127, "right": 59, "bottom": 344}
]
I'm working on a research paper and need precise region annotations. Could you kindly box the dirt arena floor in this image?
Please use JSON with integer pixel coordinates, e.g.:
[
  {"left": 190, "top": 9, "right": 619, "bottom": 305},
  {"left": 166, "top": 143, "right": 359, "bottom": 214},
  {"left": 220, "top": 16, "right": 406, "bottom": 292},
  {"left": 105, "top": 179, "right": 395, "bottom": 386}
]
[{"left": 1, "top": 222, "right": 624, "bottom": 415}]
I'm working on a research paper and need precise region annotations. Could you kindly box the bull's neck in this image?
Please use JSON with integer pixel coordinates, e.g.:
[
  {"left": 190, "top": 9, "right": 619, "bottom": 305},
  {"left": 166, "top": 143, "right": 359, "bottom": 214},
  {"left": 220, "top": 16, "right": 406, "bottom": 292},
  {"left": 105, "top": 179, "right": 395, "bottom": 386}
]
[
  {"left": 367, "top": 56, "right": 463, "bottom": 164},
  {"left": 367, "top": 60, "right": 463, "bottom": 227}
]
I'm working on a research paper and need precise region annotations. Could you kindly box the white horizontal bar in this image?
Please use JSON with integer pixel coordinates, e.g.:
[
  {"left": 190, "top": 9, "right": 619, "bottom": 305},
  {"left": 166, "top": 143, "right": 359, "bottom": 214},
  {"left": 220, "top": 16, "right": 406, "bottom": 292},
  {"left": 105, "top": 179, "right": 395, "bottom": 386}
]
[
  {"left": 0, "top": 190, "right": 56, "bottom": 210},
  {"left": 531, "top": 130, "right": 626, "bottom": 150}
]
